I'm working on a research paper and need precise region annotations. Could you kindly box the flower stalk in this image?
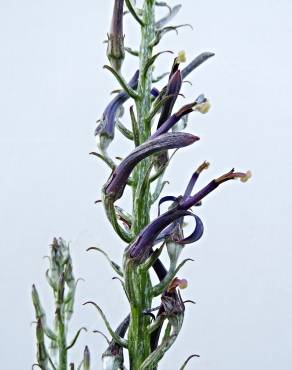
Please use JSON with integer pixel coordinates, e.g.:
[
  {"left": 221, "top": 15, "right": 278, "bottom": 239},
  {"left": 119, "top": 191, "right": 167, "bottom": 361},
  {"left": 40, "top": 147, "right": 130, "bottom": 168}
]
[
  {"left": 33, "top": 1, "right": 250, "bottom": 369},
  {"left": 32, "top": 238, "right": 89, "bottom": 370}
]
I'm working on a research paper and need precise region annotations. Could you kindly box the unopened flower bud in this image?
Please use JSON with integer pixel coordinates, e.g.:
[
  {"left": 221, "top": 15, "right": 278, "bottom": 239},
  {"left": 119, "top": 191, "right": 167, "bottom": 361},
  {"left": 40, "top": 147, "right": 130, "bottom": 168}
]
[
  {"left": 107, "top": 0, "right": 125, "bottom": 72},
  {"left": 83, "top": 346, "right": 90, "bottom": 370}
]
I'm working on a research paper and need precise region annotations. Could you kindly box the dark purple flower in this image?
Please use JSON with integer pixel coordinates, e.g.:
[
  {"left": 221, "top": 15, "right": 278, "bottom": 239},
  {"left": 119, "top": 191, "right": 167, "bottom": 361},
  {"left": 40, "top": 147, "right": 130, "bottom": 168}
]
[
  {"left": 182, "top": 161, "right": 210, "bottom": 200},
  {"left": 180, "top": 168, "right": 251, "bottom": 210},
  {"left": 107, "top": 0, "right": 125, "bottom": 72},
  {"left": 103, "top": 132, "right": 199, "bottom": 202},
  {"left": 127, "top": 168, "right": 251, "bottom": 263},
  {"left": 151, "top": 95, "right": 210, "bottom": 141},
  {"left": 95, "top": 70, "right": 139, "bottom": 151},
  {"left": 153, "top": 55, "right": 183, "bottom": 170},
  {"left": 156, "top": 70, "right": 182, "bottom": 129}
]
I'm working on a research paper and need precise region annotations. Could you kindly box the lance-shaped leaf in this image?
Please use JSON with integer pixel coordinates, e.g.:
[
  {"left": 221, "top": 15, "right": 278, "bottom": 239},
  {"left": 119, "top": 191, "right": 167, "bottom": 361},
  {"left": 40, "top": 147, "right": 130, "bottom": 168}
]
[
  {"left": 66, "top": 328, "right": 87, "bottom": 351},
  {"left": 102, "top": 315, "right": 130, "bottom": 370},
  {"left": 35, "top": 319, "right": 49, "bottom": 370},
  {"left": 95, "top": 70, "right": 139, "bottom": 151},
  {"left": 151, "top": 24, "right": 192, "bottom": 47},
  {"left": 31, "top": 285, "right": 57, "bottom": 341},
  {"left": 179, "top": 354, "right": 200, "bottom": 370},
  {"left": 155, "top": 4, "right": 182, "bottom": 29},
  {"left": 155, "top": 1, "right": 171, "bottom": 14},
  {"left": 125, "top": 0, "right": 144, "bottom": 26},
  {"left": 64, "top": 257, "right": 76, "bottom": 321},
  {"left": 83, "top": 301, "right": 128, "bottom": 348},
  {"left": 86, "top": 246, "right": 123, "bottom": 277},
  {"left": 103, "top": 132, "right": 199, "bottom": 202},
  {"left": 107, "top": 0, "right": 125, "bottom": 72},
  {"left": 142, "top": 50, "right": 173, "bottom": 81}
]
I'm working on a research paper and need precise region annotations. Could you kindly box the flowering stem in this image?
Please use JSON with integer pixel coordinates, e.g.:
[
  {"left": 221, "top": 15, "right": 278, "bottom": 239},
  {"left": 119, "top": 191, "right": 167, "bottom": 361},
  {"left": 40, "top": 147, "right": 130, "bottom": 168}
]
[
  {"left": 126, "top": 1, "right": 156, "bottom": 368},
  {"left": 132, "top": 0, "right": 155, "bottom": 232}
]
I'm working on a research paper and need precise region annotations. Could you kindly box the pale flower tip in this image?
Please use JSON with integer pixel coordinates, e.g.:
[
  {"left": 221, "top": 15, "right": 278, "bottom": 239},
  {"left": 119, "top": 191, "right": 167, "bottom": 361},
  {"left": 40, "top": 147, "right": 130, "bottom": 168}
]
[
  {"left": 196, "top": 99, "right": 211, "bottom": 114},
  {"left": 179, "top": 278, "right": 188, "bottom": 290},
  {"left": 177, "top": 50, "right": 186, "bottom": 63},
  {"left": 240, "top": 170, "right": 252, "bottom": 183},
  {"left": 196, "top": 160, "right": 210, "bottom": 174},
  {"left": 167, "top": 277, "right": 188, "bottom": 292}
]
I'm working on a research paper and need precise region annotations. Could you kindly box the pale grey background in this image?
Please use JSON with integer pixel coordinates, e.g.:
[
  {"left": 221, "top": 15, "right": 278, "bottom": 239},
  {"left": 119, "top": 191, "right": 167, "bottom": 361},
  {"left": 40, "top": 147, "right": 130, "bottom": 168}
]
[{"left": 1, "top": 0, "right": 292, "bottom": 369}]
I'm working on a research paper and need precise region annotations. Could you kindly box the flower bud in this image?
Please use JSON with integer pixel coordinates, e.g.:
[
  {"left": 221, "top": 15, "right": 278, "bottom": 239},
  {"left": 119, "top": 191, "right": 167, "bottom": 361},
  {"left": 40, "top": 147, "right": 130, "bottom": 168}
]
[
  {"left": 83, "top": 346, "right": 90, "bottom": 370},
  {"left": 95, "top": 71, "right": 139, "bottom": 151},
  {"left": 103, "top": 132, "right": 199, "bottom": 202},
  {"left": 107, "top": 0, "right": 125, "bottom": 72}
]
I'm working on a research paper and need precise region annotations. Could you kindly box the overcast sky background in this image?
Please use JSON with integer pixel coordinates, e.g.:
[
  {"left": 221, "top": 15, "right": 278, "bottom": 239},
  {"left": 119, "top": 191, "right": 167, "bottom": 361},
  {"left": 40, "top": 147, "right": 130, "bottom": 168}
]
[{"left": 1, "top": 0, "right": 292, "bottom": 369}]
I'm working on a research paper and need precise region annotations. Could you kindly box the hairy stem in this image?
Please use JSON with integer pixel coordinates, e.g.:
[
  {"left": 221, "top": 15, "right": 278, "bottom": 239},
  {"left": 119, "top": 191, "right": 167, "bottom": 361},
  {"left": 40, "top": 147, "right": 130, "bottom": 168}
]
[
  {"left": 126, "top": 1, "right": 156, "bottom": 369},
  {"left": 132, "top": 0, "right": 156, "bottom": 234}
]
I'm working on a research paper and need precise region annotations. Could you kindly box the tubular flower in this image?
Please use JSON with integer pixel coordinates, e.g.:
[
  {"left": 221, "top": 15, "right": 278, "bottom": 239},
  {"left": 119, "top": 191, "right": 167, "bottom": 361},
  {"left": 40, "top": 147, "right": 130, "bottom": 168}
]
[
  {"left": 107, "top": 0, "right": 125, "bottom": 72},
  {"left": 151, "top": 95, "right": 210, "bottom": 140},
  {"left": 95, "top": 70, "right": 139, "bottom": 151},
  {"left": 156, "top": 69, "right": 182, "bottom": 129},
  {"left": 127, "top": 168, "right": 251, "bottom": 263},
  {"left": 102, "top": 132, "right": 199, "bottom": 202},
  {"left": 154, "top": 54, "right": 183, "bottom": 170},
  {"left": 152, "top": 161, "right": 210, "bottom": 246}
]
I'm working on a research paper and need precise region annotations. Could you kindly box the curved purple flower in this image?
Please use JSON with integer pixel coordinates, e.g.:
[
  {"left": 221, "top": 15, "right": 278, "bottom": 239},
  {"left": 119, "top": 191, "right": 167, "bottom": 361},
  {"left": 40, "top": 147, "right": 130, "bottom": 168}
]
[
  {"left": 103, "top": 132, "right": 199, "bottom": 202},
  {"left": 150, "top": 95, "right": 207, "bottom": 140},
  {"left": 95, "top": 70, "right": 139, "bottom": 151},
  {"left": 127, "top": 168, "right": 251, "bottom": 263},
  {"left": 156, "top": 70, "right": 182, "bottom": 129}
]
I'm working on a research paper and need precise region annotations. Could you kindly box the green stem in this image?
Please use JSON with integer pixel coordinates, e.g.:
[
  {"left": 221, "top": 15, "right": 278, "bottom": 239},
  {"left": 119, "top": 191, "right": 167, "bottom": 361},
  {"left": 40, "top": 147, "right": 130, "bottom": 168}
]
[
  {"left": 56, "top": 275, "right": 67, "bottom": 370},
  {"left": 125, "top": 4, "right": 156, "bottom": 368},
  {"left": 124, "top": 260, "right": 153, "bottom": 370},
  {"left": 132, "top": 0, "right": 155, "bottom": 234},
  {"left": 58, "top": 314, "right": 67, "bottom": 370}
]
